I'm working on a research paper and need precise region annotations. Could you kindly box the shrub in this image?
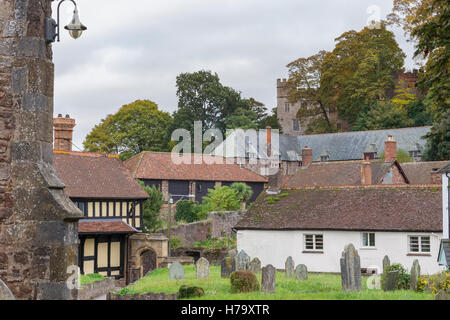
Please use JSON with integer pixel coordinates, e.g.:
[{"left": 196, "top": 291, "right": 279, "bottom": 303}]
[
  {"left": 80, "top": 273, "right": 105, "bottom": 286},
  {"left": 174, "top": 200, "right": 198, "bottom": 223},
  {"left": 170, "top": 235, "right": 183, "bottom": 249},
  {"left": 230, "top": 270, "right": 260, "bottom": 293},
  {"left": 381, "top": 263, "right": 410, "bottom": 290},
  {"left": 178, "top": 285, "right": 205, "bottom": 299},
  {"left": 193, "top": 235, "right": 237, "bottom": 251},
  {"left": 417, "top": 271, "right": 450, "bottom": 294},
  {"left": 202, "top": 186, "right": 240, "bottom": 212}
]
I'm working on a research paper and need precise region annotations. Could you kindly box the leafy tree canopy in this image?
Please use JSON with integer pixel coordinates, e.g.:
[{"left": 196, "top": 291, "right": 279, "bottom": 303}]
[
  {"left": 83, "top": 100, "right": 173, "bottom": 160},
  {"left": 137, "top": 181, "right": 164, "bottom": 233}
]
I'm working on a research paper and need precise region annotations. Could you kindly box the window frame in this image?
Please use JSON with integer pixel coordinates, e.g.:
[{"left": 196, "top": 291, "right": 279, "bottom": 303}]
[
  {"left": 303, "top": 234, "right": 324, "bottom": 252},
  {"left": 408, "top": 235, "right": 431, "bottom": 254},
  {"left": 361, "top": 232, "right": 376, "bottom": 249}
]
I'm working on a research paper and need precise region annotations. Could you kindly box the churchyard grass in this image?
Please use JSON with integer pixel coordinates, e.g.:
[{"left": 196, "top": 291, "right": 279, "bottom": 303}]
[
  {"left": 126, "top": 265, "right": 433, "bottom": 300},
  {"left": 80, "top": 273, "right": 106, "bottom": 286}
]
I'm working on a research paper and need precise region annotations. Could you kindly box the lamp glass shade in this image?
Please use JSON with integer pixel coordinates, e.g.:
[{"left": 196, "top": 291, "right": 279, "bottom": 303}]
[{"left": 64, "top": 7, "right": 87, "bottom": 39}]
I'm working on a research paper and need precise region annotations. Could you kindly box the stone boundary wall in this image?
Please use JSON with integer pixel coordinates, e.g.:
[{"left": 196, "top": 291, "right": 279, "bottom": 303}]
[
  {"left": 159, "top": 211, "right": 245, "bottom": 247},
  {"left": 171, "top": 248, "right": 229, "bottom": 265},
  {"left": 107, "top": 291, "right": 177, "bottom": 300},
  {"left": 73, "top": 278, "right": 116, "bottom": 300}
]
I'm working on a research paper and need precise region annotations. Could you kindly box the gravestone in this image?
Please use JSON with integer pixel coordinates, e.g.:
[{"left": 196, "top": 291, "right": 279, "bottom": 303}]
[
  {"left": 435, "top": 290, "right": 450, "bottom": 300},
  {"left": 249, "top": 258, "right": 261, "bottom": 274},
  {"left": 0, "top": 280, "right": 14, "bottom": 300},
  {"left": 382, "top": 255, "right": 390, "bottom": 274},
  {"left": 410, "top": 259, "right": 420, "bottom": 291},
  {"left": 340, "top": 244, "right": 362, "bottom": 292},
  {"left": 169, "top": 262, "right": 185, "bottom": 280},
  {"left": 295, "top": 264, "right": 308, "bottom": 280},
  {"left": 383, "top": 270, "right": 399, "bottom": 291},
  {"left": 285, "top": 256, "right": 295, "bottom": 278},
  {"left": 228, "top": 249, "right": 238, "bottom": 259},
  {"left": 235, "top": 250, "right": 250, "bottom": 271},
  {"left": 262, "top": 265, "right": 276, "bottom": 293},
  {"left": 196, "top": 257, "right": 210, "bottom": 279},
  {"left": 221, "top": 257, "right": 236, "bottom": 278}
]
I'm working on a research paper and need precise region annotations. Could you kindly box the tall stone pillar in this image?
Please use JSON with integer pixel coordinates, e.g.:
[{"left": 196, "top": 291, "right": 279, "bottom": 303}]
[{"left": 0, "top": 0, "right": 83, "bottom": 299}]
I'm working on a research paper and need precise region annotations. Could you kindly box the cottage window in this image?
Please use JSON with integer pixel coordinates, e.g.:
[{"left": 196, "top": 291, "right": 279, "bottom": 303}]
[
  {"left": 362, "top": 232, "right": 376, "bottom": 248},
  {"left": 409, "top": 236, "right": 431, "bottom": 253},
  {"left": 285, "top": 103, "right": 290, "bottom": 112},
  {"left": 293, "top": 119, "right": 299, "bottom": 131},
  {"left": 304, "top": 234, "right": 323, "bottom": 251}
]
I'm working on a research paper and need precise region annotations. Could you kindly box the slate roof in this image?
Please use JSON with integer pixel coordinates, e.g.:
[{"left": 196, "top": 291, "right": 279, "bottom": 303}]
[
  {"left": 234, "top": 186, "right": 442, "bottom": 232},
  {"left": 124, "top": 152, "right": 268, "bottom": 183},
  {"left": 283, "top": 160, "right": 408, "bottom": 188},
  {"left": 53, "top": 151, "right": 149, "bottom": 200},
  {"left": 439, "top": 240, "right": 450, "bottom": 266},
  {"left": 78, "top": 219, "right": 138, "bottom": 234},
  {"left": 401, "top": 161, "right": 450, "bottom": 184},
  {"left": 280, "top": 126, "right": 431, "bottom": 162}
]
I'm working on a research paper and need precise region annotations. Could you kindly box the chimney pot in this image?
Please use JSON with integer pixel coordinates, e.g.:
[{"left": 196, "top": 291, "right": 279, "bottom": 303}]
[{"left": 384, "top": 135, "right": 397, "bottom": 163}]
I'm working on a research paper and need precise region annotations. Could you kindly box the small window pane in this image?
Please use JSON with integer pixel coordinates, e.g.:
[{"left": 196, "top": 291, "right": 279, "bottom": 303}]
[
  {"left": 421, "top": 237, "right": 430, "bottom": 252},
  {"left": 409, "top": 237, "right": 419, "bottom": 252}
]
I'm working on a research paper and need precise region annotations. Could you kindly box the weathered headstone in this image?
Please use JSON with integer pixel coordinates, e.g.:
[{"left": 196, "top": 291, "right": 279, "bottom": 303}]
[
  {"left": 410, "top": 259, "right": 420, "bottom": 291},
  {"left": 382, "top": 255, "right": 390, "bottom": 274},
  {"left": 262, "top": 264, "right": 276, "bottom": 293},
  {"left": 383, "top": 270, "right": 399, "bottom": 291},
  {"left": 0, "top": 280, "right": 15, "bottom": 300},
  {"left": 169, "top": 262, "right": 185, "bottom": 280},
  {"left": 196, "top": 257, "right": 210, "bottom": 279},
  {"left": 228, "top": 249, "right": 238, "bottom": 259},
  {"left": 285, "top": 256, "right": 295, "bottom": 278},
  {"left": 295, "top": 264, "right": 308, "bottom": 280},
  {"left": 235, "top": 250, "right": 250, "bottom": 271},
  {"left": 340, "top": 244, "right": 362, "bottom": 292},
  {"left": 249, "top": 258, "right": 261, "bottom": 274},
  {"left": 221, "top": 257, "right": 236, "bottom": 278},
  {"left": 435, "top": 290, "right": 450, "bottom": 300}
]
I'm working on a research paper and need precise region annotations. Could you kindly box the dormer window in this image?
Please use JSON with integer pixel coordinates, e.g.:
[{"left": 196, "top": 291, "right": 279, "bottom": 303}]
[
  {"left": 363, "top": 143, "right": 378, "bottom": 160},
  {"left": 320, "top": 150, "right": 330, "bottom": 162}
]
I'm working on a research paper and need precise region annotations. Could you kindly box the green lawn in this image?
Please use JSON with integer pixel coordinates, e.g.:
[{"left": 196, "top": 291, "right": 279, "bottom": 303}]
[
  {"left": 80, "top": 273, "right": 106, "bottom": 286},
  {"left": 125, "top": 265, "right": 433, "bottom": 300}
]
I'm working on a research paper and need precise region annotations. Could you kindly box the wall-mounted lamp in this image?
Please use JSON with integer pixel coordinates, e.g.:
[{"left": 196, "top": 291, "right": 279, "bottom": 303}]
[{"left": 45, "top": 0, "right": 87, "bottom": 43}]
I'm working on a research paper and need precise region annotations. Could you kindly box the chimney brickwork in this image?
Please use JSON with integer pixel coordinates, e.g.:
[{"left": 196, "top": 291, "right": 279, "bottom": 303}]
[
  {"left": 361, "top": 159, "right": 372, "bottom": 185},
  {"left": 301, "top": 146, "right": 313, "bottom": 167},
  {"left": 54, "top": 114, "right": 75, "bottom": 152},
  {"left": 384, "top": 135, "right": 397, "bottom": 163}
]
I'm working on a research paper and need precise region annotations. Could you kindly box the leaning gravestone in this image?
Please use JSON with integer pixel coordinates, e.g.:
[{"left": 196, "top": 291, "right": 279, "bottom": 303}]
[
  {"left": 262, "top": 265, "right": 276, "bottom": 293},
  {"left": 295, "top": 264, "right": 308, "bottom": 280},
  {"left": 169, "top": 262, "right": 185, "bottom": 280},
  {"left": 196, "top": 257, "right": 210, "bottom": 279},
  {"left": 249, "top": 258, "right": 261, "bottom": 274},
  {"left": 410, "top": 259, "right": 420, "bottom": 291},
  {"left": 285, "top": 256, "right": 295, "bottom": 278},
  {"left": 382, "top": 255, "right": 390, "bottom": 274},
  {"left": 340, "top": 244, "right": 362, "bottom": 292},
  {"left": 383, "top": 270, "right": 399, "bottom": 291},
  {"left": 0, "top": 280, "right": 15, "bottom": 300},
  {"left": 235, "top": 250, "right": 250, "bottom": 271},
  {"left": 221, "top": 257, "right": 236, "bottom": 278}
]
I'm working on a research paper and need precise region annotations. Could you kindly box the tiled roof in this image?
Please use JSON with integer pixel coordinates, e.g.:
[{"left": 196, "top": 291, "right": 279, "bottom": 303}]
[
  {"left": 54, "top": 151, "right": 149, "bottom": 200},
  {"left": 124, "top": 152, "right": 268, "bottom": 183},
  {"left": 235, "top": 186, "right": 442, "bottom": 232},
  {"left": 280, "top": 126, "right": 430, "bottom": 161},
  {"left": 283, "top": 160, "right": 408, "bottom": 188},
  {"left": 78, "top": 219, "right": 138, "bottom": 234},
  {"left": 402, "top": 161, "right": 450, "bottom": 184}
]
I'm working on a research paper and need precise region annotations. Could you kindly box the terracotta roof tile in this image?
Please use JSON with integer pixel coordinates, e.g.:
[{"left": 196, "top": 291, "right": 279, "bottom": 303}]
[
  {"left": 235, "top": 186, "right": 442, "bottom": 232},
  {"left": 78, "top": 219, "right": 138, "bottom": 234},
  {"left": 124, "top": 152, "right": 268, "bottom": 182},
  {"left": 401, "top": 161, "right": 450, "bottom": 184},
  {"left": 54, "top": 151, "right": 149, "bottom": 199}
]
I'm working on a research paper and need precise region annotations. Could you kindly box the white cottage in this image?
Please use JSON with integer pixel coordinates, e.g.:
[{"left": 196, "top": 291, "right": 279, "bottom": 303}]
[
  {"left": 438, "top": 165, "right": 450, "bottom": 267},
  {"left": 235, "top": 186, "right": 444, "bottom": 275}
]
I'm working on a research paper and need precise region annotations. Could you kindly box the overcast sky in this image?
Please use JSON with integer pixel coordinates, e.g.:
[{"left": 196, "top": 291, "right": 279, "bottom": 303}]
[{"left": 52, "top": 0, "right": 419, "bottom": 149}]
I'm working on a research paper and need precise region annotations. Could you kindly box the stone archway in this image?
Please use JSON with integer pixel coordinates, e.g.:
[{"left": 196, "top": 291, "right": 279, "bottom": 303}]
[{"left": 140, "top": 249, "right": 157, "bottom": 276}]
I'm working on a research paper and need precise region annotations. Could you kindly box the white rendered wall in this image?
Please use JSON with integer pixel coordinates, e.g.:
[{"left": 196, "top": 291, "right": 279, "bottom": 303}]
[
  {"left": 443, "top": 173, "right": 449, "bottom": 239},
  {"left": 237, "top": 230, "right": 444, "bottom": 275}
]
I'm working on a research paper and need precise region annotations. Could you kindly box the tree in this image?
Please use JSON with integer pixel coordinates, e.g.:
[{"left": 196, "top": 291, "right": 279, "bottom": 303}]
[
  {"left": 137, "top": 181, "right": 164, "bottom": 233},
  {"left": 353, "top": 101, "right": 411, "bottom": 131},
  {"left": 258, "top": 107, "right": 282, "bottom": 132},
  {"left": 230, "top": 183, "right": 253, "bottom": 211},
  {"left": 321, "top": 23, "right": 406, "bottom": 126},
  {"left": 174, "top": 200, "right": 198, "bottom": 223},
  {"left": 387, "top": 0, "right": 434, "bottom": 36},
  {"left": 226, "top": 108, "right": 259, "bottom": 130},
  {"left": 422, "top": 112, "right": 450, "bottom": 161},
  {"left": 201, "top": 186, "right": 240, "bottom": 212},
  {"left": 380, "top": 149, "right": 414, "bottom": 163},
  {"left": 84, "top": 100, "right": 173, "bottom": 160}
]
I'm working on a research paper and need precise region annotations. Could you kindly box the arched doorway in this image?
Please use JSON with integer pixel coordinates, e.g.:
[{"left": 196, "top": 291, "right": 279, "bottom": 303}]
[{"left": 140, "top": 249, "right": 157, "bottom": 276}]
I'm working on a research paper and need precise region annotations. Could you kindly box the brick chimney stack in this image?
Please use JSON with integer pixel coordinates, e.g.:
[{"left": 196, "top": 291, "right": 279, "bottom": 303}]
[
  {"left": 266, "top": 126, "right": 272, "bottom": 157},
  {"left": 384, "top": 135, "right": 397, "bottom": 163},
  {"left": 53, "top": 114, "right": 76, "bottom": 152},
  {"left": 302, "top": 146, "right": 313, "bottom": 167},
  {"left": 361, "top": 157, "right": 372, "bottom": 185}
]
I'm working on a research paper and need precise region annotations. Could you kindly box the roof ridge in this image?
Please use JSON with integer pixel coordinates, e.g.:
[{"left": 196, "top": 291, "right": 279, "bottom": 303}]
[{"left": 283, "top": 184, "right": 441, "bottom": 190}]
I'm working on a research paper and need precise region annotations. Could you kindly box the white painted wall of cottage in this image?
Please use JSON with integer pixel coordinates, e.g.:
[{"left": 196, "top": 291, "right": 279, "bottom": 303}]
[
  {"left": 237, "top": 230, "right": 444, "bottom": 275},
  {"left": 443, "top": 173, "right": 449, "bottom": 239}
]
